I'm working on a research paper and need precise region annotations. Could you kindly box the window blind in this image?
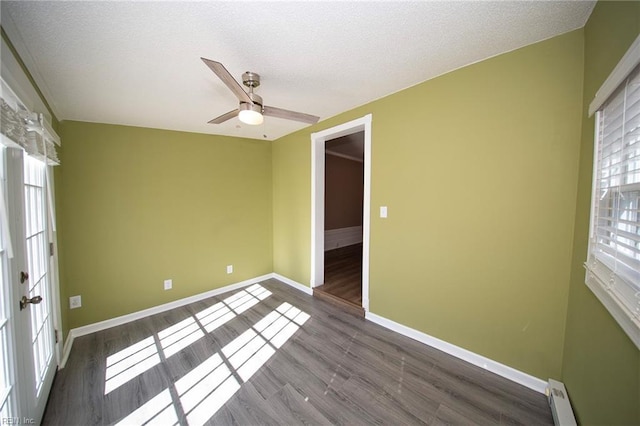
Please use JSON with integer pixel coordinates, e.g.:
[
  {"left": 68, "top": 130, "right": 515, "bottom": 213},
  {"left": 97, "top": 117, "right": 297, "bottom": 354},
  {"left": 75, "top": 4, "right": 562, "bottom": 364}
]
[{"left": 586, "top": 63, "right": 640, "bottom": 347}]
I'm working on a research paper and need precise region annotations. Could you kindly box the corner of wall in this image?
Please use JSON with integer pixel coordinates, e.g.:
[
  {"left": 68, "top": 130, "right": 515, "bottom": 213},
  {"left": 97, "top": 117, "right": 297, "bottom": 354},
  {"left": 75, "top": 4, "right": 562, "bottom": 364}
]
[{"left": 560, "top": 2, "right": 640, "bottom": 424}]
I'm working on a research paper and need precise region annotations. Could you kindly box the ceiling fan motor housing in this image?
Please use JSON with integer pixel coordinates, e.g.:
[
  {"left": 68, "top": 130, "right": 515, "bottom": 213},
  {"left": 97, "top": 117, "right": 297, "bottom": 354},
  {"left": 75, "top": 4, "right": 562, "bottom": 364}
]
[
  {"left": 240, "top": 101, "right": 262, "bottom": 115},
  {"left": 242, "top": 72, "right": 263, "bottom": 113},
  {"left": 242, "top": 71, "right": 261, "bottom": 88},
  {"left": 241, "top": 91, "right": 264, "bottom": 114}
]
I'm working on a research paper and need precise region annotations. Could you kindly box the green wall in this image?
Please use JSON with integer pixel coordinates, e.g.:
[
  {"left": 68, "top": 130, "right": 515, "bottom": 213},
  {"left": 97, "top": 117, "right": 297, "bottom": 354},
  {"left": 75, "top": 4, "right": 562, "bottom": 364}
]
[
  {"left": 272, "top": 134, "right": 312, "bottom": 284},
  {"left": 59, "top": 121, "right": 273, "bottom": 330},
  {"left": 273, "top": 30, "right": 584, "bottom": 380},
  {"left": 561, "top": 2, "right": 640, "bottom": 424}
]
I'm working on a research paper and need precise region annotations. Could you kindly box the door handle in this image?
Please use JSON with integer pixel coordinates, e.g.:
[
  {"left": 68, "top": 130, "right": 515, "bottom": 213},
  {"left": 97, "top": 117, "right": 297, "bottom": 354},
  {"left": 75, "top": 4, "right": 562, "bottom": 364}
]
[{"left": 19, "top": 295, "right": 42, "bottom": 311}]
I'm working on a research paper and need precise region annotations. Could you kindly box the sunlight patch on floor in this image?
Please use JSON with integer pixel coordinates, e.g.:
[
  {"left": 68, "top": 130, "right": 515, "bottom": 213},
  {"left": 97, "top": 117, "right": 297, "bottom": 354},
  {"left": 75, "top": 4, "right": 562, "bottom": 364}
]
[
  {"left": 159, "top": 316, "right": 205, "bottom": 358},
  {"left": 176, "top": 353, "right": 240, "bottom": 426},
  {"left": 114, "top": 388, "right": 177, "bottom": 426},
  {"left": 105, "top": 336, "right": 161, "bottom": 395},
  {"left": 110, "top": 285, "right": 310, "bottom": 425},
  {"left": 104, "top": 285, "right": 272, "bottom": 395}
]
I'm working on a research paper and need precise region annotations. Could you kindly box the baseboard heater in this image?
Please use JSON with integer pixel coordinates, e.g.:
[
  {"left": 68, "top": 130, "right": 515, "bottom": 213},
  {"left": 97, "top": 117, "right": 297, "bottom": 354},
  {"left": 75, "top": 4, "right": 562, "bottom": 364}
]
[{"left": 546, "top": 379, "right": 577, "bottom": 426}]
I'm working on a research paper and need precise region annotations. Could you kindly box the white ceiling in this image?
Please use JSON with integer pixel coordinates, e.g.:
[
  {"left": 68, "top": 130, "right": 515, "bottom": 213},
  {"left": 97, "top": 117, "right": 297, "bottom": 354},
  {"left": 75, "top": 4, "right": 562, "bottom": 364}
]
[{"left": 0, "top": 1, "right": 595, "bottom": 141}]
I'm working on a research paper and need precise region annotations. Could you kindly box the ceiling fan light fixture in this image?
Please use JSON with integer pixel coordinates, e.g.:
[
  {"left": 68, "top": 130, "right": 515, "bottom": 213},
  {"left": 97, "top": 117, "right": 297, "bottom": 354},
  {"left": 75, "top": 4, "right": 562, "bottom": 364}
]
[
  {"left": 202, "top": 59, "right": 319, "bottom": 125},
  {"left": 238, "top": 103, "right": 263, "bottom": 125}
]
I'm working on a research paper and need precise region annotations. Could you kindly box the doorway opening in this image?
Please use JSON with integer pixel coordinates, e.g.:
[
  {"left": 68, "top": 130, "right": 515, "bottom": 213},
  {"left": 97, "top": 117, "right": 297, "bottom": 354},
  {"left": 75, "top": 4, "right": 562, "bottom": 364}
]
[{"left": 310, "top": 115, "right": 371, "bottom": 316}]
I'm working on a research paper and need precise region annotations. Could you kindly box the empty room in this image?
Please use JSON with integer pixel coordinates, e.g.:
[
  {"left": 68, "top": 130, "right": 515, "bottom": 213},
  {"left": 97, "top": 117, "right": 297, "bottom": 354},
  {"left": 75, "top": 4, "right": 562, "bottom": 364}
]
[{"left": 0, "top": 1, "right": 639, "bottom": 425}]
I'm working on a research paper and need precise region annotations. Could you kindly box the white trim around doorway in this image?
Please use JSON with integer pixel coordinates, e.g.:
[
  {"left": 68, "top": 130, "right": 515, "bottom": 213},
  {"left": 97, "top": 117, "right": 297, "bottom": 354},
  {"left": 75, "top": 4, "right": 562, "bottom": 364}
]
[{"left": 310, "top": 114, "right": 372, "bottom": 311}]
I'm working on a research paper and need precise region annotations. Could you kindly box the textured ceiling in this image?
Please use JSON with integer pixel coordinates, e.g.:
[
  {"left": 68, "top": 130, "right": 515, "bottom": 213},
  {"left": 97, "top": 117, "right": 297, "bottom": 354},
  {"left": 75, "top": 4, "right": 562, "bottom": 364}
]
[{"left": 0, "top": 1, "right": 595, "bottom": 141}]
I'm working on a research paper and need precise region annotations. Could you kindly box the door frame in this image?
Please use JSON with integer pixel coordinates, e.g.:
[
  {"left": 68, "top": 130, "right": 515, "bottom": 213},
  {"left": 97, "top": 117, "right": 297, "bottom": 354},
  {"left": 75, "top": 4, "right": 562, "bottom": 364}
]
[
  {"left": 46, "top": 165, "right": 63, "bottom": 366},
  {"left": 310, "top": 114, "right": 372, "bottom": 311}
]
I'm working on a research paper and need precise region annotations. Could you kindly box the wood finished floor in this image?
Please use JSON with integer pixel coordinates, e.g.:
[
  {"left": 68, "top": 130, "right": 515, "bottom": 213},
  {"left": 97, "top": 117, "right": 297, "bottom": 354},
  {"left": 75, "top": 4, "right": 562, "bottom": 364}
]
[
  {"left": 43, "top": 279, "right": 553, "bottom": 426},
  {"left": 314, "top": 244, "right": 363, "bottom": 314}
]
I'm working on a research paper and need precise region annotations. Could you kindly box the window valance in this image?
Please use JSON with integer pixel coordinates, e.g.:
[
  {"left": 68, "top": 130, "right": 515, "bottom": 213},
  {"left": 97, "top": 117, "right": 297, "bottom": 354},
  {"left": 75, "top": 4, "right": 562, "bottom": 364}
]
[{"left": 0, "top": 78, "right": 60, "bottom": 165}]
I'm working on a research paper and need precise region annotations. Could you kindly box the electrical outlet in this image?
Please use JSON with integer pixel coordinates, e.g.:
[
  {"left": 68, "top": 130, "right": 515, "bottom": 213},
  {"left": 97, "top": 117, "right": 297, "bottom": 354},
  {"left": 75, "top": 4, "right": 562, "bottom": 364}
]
[
  {"left": 226, "top": 265, "right": 233, "bottom": 274},
  {"left": 164, "top": 279, "right": 172, "bottom": 290},
  {"left": 69, "top": 295, "right": 82, "bottom": 309},
  {"left": 380, "top": 206, "right": 388, "bottom": 218}
]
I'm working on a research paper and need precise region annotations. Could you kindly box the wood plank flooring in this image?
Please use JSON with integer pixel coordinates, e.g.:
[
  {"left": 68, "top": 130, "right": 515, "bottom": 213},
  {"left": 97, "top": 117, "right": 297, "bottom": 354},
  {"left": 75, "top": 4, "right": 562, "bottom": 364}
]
[
  {"left": 314, "top": 244, "right": 363, "bottom": 315},
  {"left": 43, "top": 279, "right": 553, "bottom": 426}
]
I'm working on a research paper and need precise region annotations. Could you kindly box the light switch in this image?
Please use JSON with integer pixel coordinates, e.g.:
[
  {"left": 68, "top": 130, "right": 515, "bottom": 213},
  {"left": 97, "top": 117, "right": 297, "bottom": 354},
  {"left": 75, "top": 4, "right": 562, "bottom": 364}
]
[{"left": 380, "top": 206, "right": 388, "bottom": 218}]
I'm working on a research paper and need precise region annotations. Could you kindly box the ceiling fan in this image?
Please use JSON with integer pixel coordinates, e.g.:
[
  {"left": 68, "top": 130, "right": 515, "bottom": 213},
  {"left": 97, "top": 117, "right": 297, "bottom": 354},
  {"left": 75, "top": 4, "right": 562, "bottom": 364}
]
[{"left": 201, "top": 58, "right": 320, "bottom": 126}]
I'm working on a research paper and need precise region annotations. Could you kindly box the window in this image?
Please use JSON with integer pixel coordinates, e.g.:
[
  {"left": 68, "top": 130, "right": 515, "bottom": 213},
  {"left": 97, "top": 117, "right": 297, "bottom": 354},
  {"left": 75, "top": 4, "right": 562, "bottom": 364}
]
[{"left": 586, "top": 36, "right": 640, "bottom": 349}]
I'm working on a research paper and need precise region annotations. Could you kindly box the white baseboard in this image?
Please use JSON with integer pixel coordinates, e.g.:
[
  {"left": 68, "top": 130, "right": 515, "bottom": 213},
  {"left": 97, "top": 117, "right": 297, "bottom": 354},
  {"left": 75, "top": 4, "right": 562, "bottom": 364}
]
[
  {"left": 324, "top": 226, "right": 362, "bottom": 251},
  {"left": 59, "top": 271, "right": 547, "bottom": 397},
  {"left": 59, "top": 273, "right": 273, "bottom": 368},
  {"left": 271, "top": 273, "right": 313, "bottom": 295},
  {"left": 365, "top": 312, "right": 547, "bottom": 394}
]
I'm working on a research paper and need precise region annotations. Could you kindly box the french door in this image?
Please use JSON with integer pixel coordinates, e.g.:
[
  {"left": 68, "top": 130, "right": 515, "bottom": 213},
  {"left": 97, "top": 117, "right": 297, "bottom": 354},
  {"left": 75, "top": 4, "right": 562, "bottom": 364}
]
[
  {"left": 0, "top": 147, "right": 18, "bottom": 423},
  {"left": 0, "top": 146, "right": 57, "bottom": 424}
]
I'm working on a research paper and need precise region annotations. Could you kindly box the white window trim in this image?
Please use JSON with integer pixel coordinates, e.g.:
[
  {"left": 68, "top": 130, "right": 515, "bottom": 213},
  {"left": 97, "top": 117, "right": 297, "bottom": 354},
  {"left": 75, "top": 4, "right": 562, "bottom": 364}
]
[
  {"left": 589, "top": 34, "right": 640, "bottom": 117},
  {"left": 584, "top": 263, "right": 640, "bottom": 348},
  {"left": 585, "top": 34, "right": 640, "bottom": 350}
]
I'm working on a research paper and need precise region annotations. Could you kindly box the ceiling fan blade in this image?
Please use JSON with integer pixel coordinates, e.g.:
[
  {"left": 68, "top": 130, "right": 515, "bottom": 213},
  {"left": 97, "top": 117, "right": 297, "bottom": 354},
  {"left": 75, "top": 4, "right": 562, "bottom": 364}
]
[
  {"left": 263, "top": 106, "right": 319, "bottom": 124},
  {"left": 208, "top": 109, "right": 239, "bottom": 124},
  {"left": 201, "top": 58, "right": 252, "bottom": 104}
]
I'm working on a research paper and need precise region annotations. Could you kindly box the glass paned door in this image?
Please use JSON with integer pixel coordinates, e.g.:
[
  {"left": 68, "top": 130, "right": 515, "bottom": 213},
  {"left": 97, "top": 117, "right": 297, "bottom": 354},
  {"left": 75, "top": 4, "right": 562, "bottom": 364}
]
[
  {"left": 0, "top": 146, "right": 17, "bottom": 422},
  {"left": 23, "top": 156, "right": 54, "bottom": 398},
  {"left": 2, "top": 147, "right": 57, "bottom": 423}
]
